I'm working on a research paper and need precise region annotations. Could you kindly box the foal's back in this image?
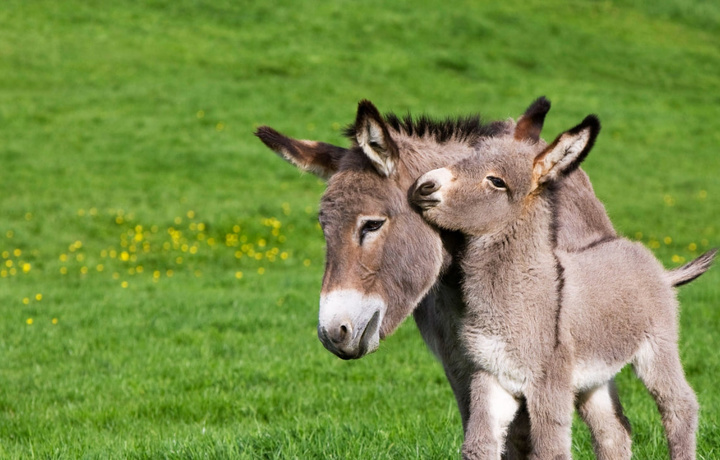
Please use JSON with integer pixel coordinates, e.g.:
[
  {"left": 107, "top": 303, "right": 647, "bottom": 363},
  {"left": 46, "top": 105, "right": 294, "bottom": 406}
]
[{"left": 558, "top": 239, "right": 678, "bottom": 379}]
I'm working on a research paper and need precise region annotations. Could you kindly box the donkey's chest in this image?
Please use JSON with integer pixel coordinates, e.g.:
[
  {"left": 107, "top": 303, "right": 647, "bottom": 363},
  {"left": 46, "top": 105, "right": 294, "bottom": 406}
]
[{"left": 464, "top": 331, "right": 532, "bottom": 397}]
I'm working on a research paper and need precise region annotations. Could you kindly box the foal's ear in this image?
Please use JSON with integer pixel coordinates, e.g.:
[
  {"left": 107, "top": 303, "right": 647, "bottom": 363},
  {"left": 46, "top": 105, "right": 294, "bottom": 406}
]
[
  {"left": 532, "top": 115, "right": 600, "bottom": 185},
  {"left": 352, "top": 100, "right": 399, "bottom": 177},
  {"left": 255, "top": 126, "right": 347, "bottom": 179},
  {"left": 515, "top": 96, "right": 551, "bottom": 143}
]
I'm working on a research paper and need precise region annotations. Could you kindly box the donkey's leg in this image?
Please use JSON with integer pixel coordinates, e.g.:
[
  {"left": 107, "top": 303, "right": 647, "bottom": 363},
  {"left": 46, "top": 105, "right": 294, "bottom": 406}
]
[
  {"left": 576, "top": 380, "right": 632, "bottom": 460},
  {"left": 463, "top": 371, "right": 521, "bottom": 460},
  {"left": 525, "top": 347, "right": 575, "bottom": 460},
  {"left": 633, "top": 339, "right": 698, "bottom": 460}
]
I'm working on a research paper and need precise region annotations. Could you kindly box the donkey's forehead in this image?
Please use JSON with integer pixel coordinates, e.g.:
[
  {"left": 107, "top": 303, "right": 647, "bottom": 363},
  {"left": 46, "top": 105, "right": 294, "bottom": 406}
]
[
  {"left": 450, "top": 137, "right": 542, "bottom": 191},
  {"left": 320, "top": 170, "right": 401, "bottom": 219}
]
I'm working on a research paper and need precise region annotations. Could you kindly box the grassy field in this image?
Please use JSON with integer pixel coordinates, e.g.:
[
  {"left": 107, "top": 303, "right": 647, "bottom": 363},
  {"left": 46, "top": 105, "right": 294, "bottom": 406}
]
[{"left": 1, "top": 0, "right": 718, "bottom": 458}]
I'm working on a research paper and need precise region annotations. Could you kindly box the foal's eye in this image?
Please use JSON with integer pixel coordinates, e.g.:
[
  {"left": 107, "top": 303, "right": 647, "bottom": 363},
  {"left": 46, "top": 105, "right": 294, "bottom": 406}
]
[
  {"left": 486, "top": 176, "right": 507, "bottom": 189},
  {"left": 360, "top": 219, "right": 385, "bottom": 241}
]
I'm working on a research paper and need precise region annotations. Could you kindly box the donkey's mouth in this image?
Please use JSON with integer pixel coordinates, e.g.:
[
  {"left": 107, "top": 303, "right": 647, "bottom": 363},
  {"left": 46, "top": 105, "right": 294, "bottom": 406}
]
[{"left": 355, "top": 310, "right": 381, "bottom": 357}]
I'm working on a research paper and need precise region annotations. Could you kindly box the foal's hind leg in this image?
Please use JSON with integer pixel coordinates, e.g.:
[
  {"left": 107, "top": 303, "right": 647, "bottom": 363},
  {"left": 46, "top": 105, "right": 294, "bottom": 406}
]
[
  {"left": 576, "top": 380, "right": 632, "bottom": 460},
  {"left": 633, "top": 339, "right": 698, "bottom": 460}
]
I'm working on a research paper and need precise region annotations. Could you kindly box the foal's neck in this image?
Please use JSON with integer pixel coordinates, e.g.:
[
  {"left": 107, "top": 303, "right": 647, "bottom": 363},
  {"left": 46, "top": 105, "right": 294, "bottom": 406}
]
[{"left": 462, "top": 191, "right": 556, "bottom": 282}]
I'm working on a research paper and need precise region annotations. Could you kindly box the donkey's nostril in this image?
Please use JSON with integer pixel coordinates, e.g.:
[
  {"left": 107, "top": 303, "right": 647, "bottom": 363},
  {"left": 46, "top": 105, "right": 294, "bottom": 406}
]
[
  {"left": 418, "top": 180, "right": 439, "bottom": 196},
  {"left": 329, "top": 322, "right": 352, "bottom": 345},
  {"left": 411, "top": 179, "right": 442, "bottom": 209}
]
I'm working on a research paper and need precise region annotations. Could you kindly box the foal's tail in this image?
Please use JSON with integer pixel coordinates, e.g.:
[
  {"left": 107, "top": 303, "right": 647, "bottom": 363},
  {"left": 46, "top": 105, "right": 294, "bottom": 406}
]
[{"left": 666, "top": 248, "right": 718, "bottom": 287}]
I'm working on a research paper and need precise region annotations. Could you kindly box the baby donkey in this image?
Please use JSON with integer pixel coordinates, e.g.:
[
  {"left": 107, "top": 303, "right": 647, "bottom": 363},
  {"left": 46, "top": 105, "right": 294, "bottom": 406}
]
[{"left": 411, "top": 113, "right": 715, "bottom": 459}]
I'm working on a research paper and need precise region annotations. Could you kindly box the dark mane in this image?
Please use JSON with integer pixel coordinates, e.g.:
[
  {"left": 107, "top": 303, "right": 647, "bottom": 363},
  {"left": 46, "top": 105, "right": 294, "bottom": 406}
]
[{"left": 344, "top": 112, "right": 507, "bottom": 144}]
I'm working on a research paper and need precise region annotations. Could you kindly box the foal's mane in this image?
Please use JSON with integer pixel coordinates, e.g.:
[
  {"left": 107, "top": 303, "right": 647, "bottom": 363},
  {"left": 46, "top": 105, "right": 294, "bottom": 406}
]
[{"left": 344, "top": 112, "right": 508, "bottom": 145}]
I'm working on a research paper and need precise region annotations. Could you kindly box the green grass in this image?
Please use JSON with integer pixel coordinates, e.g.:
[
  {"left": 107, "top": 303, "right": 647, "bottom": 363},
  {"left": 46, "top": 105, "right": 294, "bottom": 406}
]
[{"left": 0, "top": 0, "right": 718, "bottom": 457}]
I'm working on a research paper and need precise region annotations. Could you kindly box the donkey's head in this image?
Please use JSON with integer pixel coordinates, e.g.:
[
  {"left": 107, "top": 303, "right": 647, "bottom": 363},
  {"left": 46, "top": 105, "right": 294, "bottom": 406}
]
[
  {"left": 257, "top": 99, "right": 572, "bottom": 358},
  {"left": 257, "top": 101, "right": 508, "bottom": 359},
  {"left": 411, "top": 109, "right": 601, "bottom": 237}
]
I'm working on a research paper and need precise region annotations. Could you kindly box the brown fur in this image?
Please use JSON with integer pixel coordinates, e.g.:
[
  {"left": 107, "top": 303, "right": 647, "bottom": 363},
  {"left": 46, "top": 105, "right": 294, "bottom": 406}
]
[
  {"left": 255, "top": 98, "right": 634, "bottom": 459},
  {"left": 411, "top": 113, "right": 714, "bottom": 459}
]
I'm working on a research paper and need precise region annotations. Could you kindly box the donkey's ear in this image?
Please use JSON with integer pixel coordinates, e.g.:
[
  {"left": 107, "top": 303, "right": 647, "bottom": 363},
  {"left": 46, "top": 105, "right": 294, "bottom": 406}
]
[
  {"left": 255, "top": 126, "right": 347, "bottom": 179},
  {"left": 515, "top": 96, "right": 551, "bottom": 143},
  {"left": 532, "top": 115, "right": 600, "bottom": 185},
  {"left": 353, "top": 100, "right": 399, "bottom": 177}
]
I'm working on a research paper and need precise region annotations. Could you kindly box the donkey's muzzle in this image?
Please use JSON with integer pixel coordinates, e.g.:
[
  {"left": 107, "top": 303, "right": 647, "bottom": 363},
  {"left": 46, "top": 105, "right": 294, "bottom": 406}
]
[
  {"left": 410, "top": 167, "right": 453, "bottom": 210},
  {"left": 411, "top": 178, "right": 441, "bottom": 210},
  {"left": 318, "top": 290, "right": 385, "bottom": 360}
]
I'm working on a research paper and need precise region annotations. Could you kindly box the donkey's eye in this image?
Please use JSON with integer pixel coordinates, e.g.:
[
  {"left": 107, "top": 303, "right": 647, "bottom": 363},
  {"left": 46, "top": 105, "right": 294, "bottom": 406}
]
[
  {"left": 360, "top": 219, "right": 385, "bottom": 241},
  {"left": 486, "top": 176, "right": 507, "bottom": 189}
]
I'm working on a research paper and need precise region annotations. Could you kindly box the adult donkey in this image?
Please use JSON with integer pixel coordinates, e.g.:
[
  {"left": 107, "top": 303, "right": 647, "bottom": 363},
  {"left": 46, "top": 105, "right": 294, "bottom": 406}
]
[{"left": 255, "top": 98, "right": 631, "bottom": 459}]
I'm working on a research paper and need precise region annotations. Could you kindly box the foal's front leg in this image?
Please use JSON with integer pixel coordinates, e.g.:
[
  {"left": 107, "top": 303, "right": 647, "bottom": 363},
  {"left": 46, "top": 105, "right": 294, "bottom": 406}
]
[
  {"left": 463, "top": 371, "right": 521, "bottom": 460},
  {"left": 525, "top": 348, "right": 575, "bottom": 460}
]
